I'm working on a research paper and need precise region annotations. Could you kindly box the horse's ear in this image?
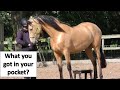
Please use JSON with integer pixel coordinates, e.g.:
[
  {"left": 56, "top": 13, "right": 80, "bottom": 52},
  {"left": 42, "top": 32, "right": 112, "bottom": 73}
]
[
  {"left": 28, "top": 16, "right": 34, "bottom": 24},
  {"left": 30, "top": 16, "right": 33, "bottom": 19}
]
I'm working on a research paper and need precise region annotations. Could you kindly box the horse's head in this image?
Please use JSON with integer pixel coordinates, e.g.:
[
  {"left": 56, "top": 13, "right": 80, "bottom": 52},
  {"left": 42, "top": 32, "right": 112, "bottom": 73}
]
[{"left": 28, "top": 16, "right": 42, "bottom": 44}]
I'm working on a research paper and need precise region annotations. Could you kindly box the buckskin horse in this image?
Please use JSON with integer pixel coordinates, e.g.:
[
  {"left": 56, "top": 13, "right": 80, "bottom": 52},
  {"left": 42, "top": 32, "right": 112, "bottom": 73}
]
[{"left": 27, "top": 15, "right": 107, "bottom": 79}]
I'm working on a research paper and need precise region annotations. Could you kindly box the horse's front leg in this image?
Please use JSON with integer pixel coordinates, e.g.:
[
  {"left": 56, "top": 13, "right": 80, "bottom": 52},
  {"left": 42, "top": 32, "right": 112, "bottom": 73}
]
[
  {"left": 63, "top": 50, "right": 73, "bottom": 79},
  {"left": 53, "top": 52, "right": 63, "bottom": 79}
]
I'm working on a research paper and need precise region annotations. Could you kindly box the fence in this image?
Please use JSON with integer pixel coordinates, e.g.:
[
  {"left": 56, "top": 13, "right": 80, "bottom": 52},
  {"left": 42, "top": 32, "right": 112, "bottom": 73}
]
[
  {"left": 102, "top": 34, "right": 120, "bottom": 50},
  {"left": 101, "top": 34, "right": 120, "bottom": 59}
]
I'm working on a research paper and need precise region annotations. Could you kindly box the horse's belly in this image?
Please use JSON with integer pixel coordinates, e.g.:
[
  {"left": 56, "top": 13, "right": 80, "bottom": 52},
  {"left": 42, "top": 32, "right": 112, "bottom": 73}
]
[
  {"left": 70, "top": 29, "right": 93, "bottom": 53},
  {"left": 70, "top": 46, "right": 87, "bottom": 53},
  {"left": 70, "top": 40, "right": 92, "bottom": 53}
]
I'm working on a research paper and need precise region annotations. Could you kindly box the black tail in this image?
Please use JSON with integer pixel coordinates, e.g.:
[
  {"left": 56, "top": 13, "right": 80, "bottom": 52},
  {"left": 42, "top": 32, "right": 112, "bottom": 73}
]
[{"left": 100, "top": 47, "right": 107, "bottom": 68}]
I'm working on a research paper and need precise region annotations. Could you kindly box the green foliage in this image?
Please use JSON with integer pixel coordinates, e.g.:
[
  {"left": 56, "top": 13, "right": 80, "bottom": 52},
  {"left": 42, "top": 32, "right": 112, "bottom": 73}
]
[
  {"left": 110, "top": 44, "right": 118, "bottom": 47},
  {"left": 1, "top": 11, "right": 120, "bottom": 40},
  {"left": 4, "top": 37, "right": 13, "bottom": 51},
  {"left": 0, "top": 11, "right": 13, "bottom": 38}
]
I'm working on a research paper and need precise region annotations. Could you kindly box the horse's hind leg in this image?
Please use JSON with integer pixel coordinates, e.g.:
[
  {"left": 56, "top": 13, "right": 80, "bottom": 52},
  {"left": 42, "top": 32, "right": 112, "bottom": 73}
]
[
  {"left": 54, "top": 52, "right": 63, "bottom": 79},
  {"left": 94, "top": 47, "right": 103, "bottom": 79},
  {"left": 85, "top": 47, "right": 98, "bottom": 79},
  {"left": 63, "top": 50, "right": 73, "bottom": 79}
]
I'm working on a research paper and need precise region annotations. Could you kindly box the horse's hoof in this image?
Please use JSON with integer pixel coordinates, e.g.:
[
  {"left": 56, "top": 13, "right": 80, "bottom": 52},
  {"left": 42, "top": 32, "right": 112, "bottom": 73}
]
[
  {"left": 60, "top": 77, "right": 63, "bottom": 79},
  {"left": 70, "top": 77, "right": 73, "bottom": 79},
  {"left": 60, "top": 78, "right": 63, "bottom": 79},
  {"left": 100, "top": 77, "right": 103, "bottom": 79},
  {"left": 94, "top": 76, "right": 98, "bottom": 79},
  {"left": 100, "top": 75, "right": 103, "bottom": 79}
]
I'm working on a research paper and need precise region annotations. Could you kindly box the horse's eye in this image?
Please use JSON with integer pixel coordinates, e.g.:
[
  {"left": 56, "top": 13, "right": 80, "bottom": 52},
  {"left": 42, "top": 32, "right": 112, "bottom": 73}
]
[
  {"left": 28, "top": 25, "right": 33, "bottom": 31},
  {"left": 28, "top": 21, "right": 32, "bottom": 25}
]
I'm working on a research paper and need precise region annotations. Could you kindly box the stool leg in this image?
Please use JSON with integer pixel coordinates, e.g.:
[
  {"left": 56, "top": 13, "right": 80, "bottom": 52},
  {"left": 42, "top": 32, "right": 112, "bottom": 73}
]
[
  {"left": 74, "top": 73, "right": 76, "bottom": 79},
  {"left": 85, "top": 73, "right": 87, "bottom": 79},
  {"left": 79, "top": 73, "right": 81, "bottom": 79},
  {"left": 90, "top": 72, "right": 92, "bottom": 79}
]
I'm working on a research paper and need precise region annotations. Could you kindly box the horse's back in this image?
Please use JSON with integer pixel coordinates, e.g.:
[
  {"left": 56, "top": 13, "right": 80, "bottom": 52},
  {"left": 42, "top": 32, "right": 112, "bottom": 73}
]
[
  {"left": 80, "top": 22, "right": 102, "bottom": 47},
  {"left": 70, "top": 22, "right": 102, "bottom": 52},
  {"left": 81, "top": 22, "right": 101, "bottom": 33},
  {"left": 74, "top": 22, "right": 102, "bottom": 37}
]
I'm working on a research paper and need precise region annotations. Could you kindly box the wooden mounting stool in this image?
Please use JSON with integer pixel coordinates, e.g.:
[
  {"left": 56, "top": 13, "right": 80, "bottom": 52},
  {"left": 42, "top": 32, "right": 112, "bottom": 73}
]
[
  {"left": 73, "top": 70, "right": 82, "bottom": 79},
  {"left": 73, "top": 69, "right": 93, "bottom": 79}
]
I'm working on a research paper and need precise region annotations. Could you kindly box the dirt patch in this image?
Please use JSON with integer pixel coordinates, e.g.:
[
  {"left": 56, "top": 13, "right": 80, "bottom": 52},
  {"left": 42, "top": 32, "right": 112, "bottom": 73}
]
[{"left": 38, "top": 62, "right": 120, "bottom": 79}]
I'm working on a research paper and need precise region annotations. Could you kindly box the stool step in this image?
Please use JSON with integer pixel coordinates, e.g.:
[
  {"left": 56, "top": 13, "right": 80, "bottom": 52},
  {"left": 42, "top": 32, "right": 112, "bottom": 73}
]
[
  {"left": 80, "top": 70, "right": 92, "bottom": 73},
  {"left": 73, "top": 69, "right": 93, "bottom": 79},
  {"left": 73, "top": 70, "right": 81, "bottom": 73}
]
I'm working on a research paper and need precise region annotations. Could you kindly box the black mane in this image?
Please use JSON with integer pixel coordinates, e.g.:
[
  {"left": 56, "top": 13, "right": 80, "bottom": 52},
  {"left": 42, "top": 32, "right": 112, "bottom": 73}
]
[{"left": 36, "top": 15, "right": 64, "bottom": 32}]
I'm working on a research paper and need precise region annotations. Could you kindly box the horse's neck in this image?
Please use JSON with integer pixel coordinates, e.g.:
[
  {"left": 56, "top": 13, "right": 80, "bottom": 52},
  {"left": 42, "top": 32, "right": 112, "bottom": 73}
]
[
  {"left": 59, "top": 23, "right": 72, "bottom": 32},
  {"left": 42, "top": 25, "right": 60, "bottom": 38},
  {"left": 42, "top": 23, "right": 72, "bottom": 38}
]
